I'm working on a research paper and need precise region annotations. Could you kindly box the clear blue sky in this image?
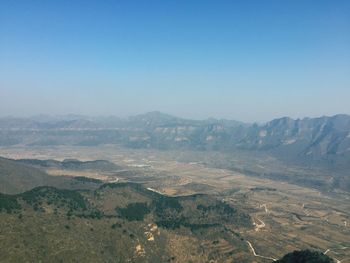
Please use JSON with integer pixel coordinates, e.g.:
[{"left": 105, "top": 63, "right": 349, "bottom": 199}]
[{"left": 1, "top": 0, "right": 349, "bottom": 121}]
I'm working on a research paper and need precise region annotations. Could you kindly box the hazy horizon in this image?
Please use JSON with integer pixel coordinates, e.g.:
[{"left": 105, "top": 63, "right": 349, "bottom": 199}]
[
  {"left": 1, "top": 110, "right": 350, "bottom": 125},
  {"left": 1, "top": 1, "right": 349, "bottom": 122}
]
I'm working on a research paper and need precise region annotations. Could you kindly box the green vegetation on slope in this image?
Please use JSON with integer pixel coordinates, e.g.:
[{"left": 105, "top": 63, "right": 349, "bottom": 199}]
[
  {"left": 116, "top": 202, "right": 150, "bottom": 221},
  {"left": 97, "top": 183, "right": 251, "bottom": 230},
  {"left": 0, "top": 182, "right": 255, "bottom": 262},
  {"left": 0, "top": 193, "right": 21, "bottom": 213},
  {"left": 20, "top": 186, "right": 87, "bottom": 211}
]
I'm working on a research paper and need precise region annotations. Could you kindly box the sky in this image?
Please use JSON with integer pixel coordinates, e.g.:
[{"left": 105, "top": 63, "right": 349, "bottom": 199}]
[{"left": 0, "top": 0, "right": 349, "bottom": 122}]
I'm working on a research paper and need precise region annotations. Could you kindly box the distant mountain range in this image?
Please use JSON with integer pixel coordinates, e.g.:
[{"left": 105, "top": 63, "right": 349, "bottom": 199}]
[{"left": 1, "top": 112, "right": 349, "bottom": 161}]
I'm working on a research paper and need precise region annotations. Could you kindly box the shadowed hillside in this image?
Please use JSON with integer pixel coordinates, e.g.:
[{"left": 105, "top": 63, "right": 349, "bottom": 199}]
[{"left": 0, "top": 157, "right": 103, "bottom": 194}]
